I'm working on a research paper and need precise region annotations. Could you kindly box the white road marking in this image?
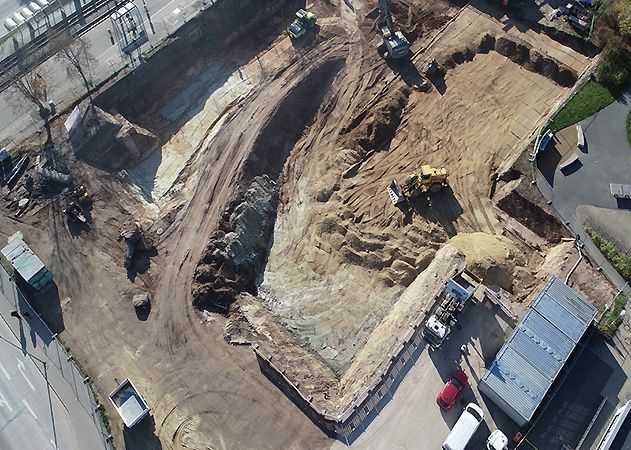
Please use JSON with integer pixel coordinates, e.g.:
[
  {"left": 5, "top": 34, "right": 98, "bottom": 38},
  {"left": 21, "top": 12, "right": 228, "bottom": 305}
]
[
  {"left": 0, "top": 392, "right": 13, "bottom": 413},
  {"left": 0, "top": 362, "right": 10, "bottom": 380},
  {"left": 16, "top": 359, "right": 35, "bottom": 391},
  {"left": 22, "top": 398, "right": 37, "bottom": 419}
]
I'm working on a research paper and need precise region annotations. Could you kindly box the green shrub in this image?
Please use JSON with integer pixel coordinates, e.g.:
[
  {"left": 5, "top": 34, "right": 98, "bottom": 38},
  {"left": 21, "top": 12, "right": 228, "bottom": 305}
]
[
  {"left": 598, "top": 292, "right": 628, "bottom": 337},
  {"left": 586, "top": 227, "right": 631, "bottom": 278}
]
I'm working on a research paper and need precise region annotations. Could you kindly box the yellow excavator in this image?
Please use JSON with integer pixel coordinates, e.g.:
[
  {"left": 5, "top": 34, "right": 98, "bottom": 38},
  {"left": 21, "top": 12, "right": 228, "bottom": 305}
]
[{"left": 387, "top": 165, "right": 448, "bottom": 205}]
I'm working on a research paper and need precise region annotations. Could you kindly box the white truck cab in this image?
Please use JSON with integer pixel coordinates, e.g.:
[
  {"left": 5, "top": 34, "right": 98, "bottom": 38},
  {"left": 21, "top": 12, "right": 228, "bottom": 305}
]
[{"left": 487, "top": 430, "right": 509, "bottom": 450}]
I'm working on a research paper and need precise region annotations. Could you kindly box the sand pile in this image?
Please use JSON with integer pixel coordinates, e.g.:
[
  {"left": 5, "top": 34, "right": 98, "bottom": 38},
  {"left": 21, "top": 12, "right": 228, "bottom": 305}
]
[{"left": 448, "top": 232, "right": 526, "bottom": 291}]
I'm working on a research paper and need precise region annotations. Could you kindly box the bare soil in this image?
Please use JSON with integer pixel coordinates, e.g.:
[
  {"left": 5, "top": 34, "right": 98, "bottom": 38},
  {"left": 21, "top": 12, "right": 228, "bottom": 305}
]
[{"left": 0, "top": 0, "right": 614, "bottom": 448}]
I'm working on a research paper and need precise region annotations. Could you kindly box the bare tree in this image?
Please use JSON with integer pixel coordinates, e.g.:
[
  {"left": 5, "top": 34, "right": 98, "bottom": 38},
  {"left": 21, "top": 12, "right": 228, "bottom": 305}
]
[
  {"left": 51, "top": 32, "right": 97, "bottom": 99},
  {"left": 0, "top": 43, "right": 55, "bottom": 143}
]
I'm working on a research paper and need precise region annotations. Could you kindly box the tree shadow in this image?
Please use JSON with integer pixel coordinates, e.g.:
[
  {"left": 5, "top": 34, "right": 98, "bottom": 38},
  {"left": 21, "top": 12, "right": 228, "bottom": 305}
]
[{"left": 122, "top": 414, "right": 162, "bottom": 450}]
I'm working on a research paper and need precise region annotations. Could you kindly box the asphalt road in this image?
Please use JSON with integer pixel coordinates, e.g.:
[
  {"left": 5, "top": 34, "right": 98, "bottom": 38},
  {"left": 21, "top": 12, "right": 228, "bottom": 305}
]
[
  {"left": 0, "top": 267, "right": 107, "bottom": 450},
  {"left": 0, "top": 314, "right": 74, "bottom": 449},
  {"left": 0, "top": 0, "right": 207, "bottom": 145},
  {"left": 537, "top": 92, "right": 631, "bottom": 295}
]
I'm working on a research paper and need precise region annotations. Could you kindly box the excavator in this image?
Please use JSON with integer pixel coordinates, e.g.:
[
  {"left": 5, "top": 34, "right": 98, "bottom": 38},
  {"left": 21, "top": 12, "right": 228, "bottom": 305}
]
[
  {"left": 387, "top": 165, "right": 448, "bottom": 206},
  {"left": 377, "top": 0, "right": 410, "bottom": 59}
]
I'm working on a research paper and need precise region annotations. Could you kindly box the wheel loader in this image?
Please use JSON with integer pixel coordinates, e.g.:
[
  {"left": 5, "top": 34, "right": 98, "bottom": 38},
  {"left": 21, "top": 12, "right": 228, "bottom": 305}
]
[{"left": 387, "top": 165, "right": 448, "bottom": 206}]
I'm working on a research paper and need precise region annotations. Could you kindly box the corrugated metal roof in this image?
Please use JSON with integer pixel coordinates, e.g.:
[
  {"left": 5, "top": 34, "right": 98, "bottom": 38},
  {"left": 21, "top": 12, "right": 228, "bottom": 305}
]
[
  {"left": 1, "top": 236, "right": 46, "bottom": 282},
  {"left": 479, "top": 276, "right": 597, "bottom": 425}
]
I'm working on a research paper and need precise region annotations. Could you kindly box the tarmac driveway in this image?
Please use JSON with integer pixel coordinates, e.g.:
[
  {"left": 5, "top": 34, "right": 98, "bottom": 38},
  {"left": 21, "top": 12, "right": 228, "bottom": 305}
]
[{"left": 537, "top": 92, "right": 631, "bottom": 221}]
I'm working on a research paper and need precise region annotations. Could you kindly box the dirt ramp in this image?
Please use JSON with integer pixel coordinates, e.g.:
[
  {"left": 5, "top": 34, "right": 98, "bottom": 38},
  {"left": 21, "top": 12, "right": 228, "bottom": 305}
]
[{"left": 243, "top": 58, "right": 346, "bottom": 182}]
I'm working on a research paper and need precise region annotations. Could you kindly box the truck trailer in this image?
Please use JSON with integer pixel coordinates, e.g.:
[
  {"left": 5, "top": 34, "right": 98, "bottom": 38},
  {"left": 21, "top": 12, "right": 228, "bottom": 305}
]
[{"left": 422, "top": 274, "right": 475, "bottom": 348}]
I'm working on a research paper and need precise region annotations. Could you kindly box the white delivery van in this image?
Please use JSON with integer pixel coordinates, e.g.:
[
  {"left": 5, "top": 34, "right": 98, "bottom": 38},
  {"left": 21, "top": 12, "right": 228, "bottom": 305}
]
[{"left": 442, "top": 402, "right": 484, "bottom": 450}]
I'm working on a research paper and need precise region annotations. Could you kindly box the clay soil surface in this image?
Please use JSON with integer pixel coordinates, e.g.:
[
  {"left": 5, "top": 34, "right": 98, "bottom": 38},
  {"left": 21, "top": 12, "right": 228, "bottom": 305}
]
[{"left": 0, "top": 0, "right": 614, "bottom": 448}]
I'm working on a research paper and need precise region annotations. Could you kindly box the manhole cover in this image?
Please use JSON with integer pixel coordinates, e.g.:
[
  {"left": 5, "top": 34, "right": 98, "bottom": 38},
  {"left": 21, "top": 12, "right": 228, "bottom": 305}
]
[
  {"left": 625, "top": 324, "right": 630, "bottom": 332},
  {"left": 156, "top": 227, "right": 164, "bottom": 235}
]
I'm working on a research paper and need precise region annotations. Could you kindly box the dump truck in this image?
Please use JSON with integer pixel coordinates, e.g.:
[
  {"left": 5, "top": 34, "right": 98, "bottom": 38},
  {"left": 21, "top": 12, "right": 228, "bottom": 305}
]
[
  {"left": 387, "top": 164, "right": 448, "bottom": 205},
  {"left": 377, "top": 0, "right": 410, "bottom": 59},
  {"left": 287, "top": 9, "right": 317, "bottom": 39},
  {"left": 610, "top": 183, "right": 631, "bottom": 200},
  {"left": 422, "top": 275, "right": 475, "bottom": 348}
]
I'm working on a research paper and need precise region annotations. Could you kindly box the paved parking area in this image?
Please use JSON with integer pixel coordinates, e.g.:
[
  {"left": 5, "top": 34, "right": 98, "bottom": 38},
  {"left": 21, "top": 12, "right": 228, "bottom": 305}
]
[
  {"left": 330, "top": 298, "right": 518, "bottom": 450},
  {"left": 537, "top": 93, "right": 631, "bottom": 218}
]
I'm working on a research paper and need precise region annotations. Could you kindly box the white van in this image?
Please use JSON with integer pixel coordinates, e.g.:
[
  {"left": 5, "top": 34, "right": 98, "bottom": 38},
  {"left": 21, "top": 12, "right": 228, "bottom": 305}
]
[{"left": 442, "top": 402, "right": 484, "bottom": 450}]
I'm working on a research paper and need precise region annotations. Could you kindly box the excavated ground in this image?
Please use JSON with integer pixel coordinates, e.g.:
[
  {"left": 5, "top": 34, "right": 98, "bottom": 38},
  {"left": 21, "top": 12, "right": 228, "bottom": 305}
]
[
  {"left": 1, "top": 0, "right": 616, "bottom": 448},
  {"left": 191, "top": 0, "right": 601, "bottom": 414}
]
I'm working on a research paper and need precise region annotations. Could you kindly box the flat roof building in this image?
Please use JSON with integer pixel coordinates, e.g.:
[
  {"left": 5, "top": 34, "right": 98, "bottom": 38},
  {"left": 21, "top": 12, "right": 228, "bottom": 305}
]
[
  {"left": 1, "top": 232, "right": 52, "bottom": 290},
  {"left": 479, "top": 276, "right": 597, "bottom": 427}
]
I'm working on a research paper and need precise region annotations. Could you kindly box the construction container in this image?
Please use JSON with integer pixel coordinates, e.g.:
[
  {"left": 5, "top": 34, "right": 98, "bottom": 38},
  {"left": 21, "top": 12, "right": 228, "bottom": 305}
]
[
  {"left": 1, "top": 233, "right": 53, "bottom": 290},
  {"left": 109, "top": 378, "right": 150, "bottom": 427}
]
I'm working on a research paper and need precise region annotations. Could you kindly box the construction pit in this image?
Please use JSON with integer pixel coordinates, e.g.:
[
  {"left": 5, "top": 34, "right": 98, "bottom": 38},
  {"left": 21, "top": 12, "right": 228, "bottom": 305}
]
[{"left": 0, "top": 0, "right": 616, "bottom": 448}]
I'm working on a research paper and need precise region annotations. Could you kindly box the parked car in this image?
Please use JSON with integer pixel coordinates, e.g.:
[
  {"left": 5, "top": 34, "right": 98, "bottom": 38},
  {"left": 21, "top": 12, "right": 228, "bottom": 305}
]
[
  {"left": 442, "top": 403, "right": 484, "bottom": 450},
  {"left": 436, "top": 368, "right": 468, "bottom": 410}
]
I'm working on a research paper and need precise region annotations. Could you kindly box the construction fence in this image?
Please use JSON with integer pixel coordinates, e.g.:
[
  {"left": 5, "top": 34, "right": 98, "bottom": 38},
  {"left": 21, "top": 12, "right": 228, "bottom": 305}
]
[
  {"left": 0, "top": 266, "right": 114, "bottom": 450},
  {"left": 253, "top": 268, "right": 463, "bottom": 443}
]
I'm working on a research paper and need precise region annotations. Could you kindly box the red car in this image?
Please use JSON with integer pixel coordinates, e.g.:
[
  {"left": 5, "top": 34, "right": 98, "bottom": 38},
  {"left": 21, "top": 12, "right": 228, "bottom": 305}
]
[{"left": 436, "top": 368, "right": 468, "bottom": 411}]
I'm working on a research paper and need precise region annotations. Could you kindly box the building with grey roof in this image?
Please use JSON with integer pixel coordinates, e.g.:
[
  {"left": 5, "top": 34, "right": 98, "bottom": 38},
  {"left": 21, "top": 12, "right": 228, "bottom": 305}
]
[
  {"left": 1, "top": 232, "right": 53, "bottom": 290},
  {"left": 479, "top": 276, "right": 597, "bottom": 426}
]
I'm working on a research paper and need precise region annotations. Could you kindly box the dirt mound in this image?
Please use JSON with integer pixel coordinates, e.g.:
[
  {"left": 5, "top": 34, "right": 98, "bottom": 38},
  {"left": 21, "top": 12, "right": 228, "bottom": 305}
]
[
  {"left": 494, "top": 36, "right": 577, "bottom": 87},
  {"left": 343, "top": 86, "right": 411, "bottom": 153},
  {"left": 192, "top": 176, "right": 278, "bottom": 311},
  {"left": 68, "top": 105, "right": 158, "bottom": 171},
  {"left": 494, "top": 176, "right": 569, "bottom": 243},
  {"left": 448, "top": 232, "right": 526, "bottom": 291}
]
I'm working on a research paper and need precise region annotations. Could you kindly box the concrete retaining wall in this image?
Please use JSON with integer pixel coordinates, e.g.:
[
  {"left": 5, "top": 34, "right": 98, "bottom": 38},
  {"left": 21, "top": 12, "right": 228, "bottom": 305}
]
[{"left": 254, "top": 316, "right": 430, "bottom": 442}]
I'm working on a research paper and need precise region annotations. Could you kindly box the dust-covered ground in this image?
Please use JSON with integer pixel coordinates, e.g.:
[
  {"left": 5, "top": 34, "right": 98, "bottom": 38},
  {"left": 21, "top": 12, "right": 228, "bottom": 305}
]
[{"left": 0, "top": 0, "right": 615, "bottom": 448}]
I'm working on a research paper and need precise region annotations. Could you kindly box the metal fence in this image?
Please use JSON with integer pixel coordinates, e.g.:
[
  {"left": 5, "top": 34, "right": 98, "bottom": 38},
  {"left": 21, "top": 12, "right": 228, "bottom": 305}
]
[{"left": 0, "top": 266, "right": 113, "bottom": 450}]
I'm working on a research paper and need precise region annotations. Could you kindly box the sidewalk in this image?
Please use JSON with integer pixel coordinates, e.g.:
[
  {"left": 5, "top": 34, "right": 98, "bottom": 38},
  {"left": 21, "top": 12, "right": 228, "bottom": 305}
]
[
  {"left": 0, "top": 0, "right": 212, "bottom": 145},
  {"left": 0, "top": 266, "right": 110, "bottom": 450}
]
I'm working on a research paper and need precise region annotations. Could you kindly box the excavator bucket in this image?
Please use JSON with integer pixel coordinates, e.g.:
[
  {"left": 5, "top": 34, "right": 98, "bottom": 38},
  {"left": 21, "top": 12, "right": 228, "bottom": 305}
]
[{"left": 387, "top": 179, "right": 405, "bottom": 205}]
